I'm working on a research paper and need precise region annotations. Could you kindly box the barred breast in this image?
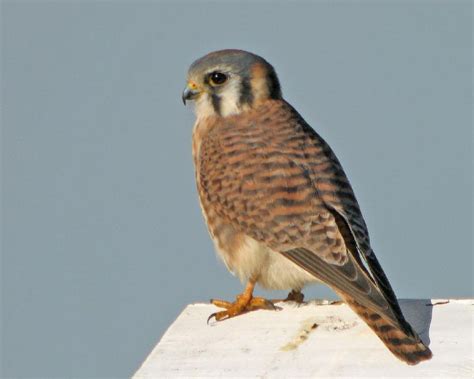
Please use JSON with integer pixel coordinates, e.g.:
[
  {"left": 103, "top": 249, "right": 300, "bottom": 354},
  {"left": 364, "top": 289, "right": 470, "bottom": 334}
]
[
  {"left": 192, "top": 99, "right": 365, "bottom": 289},
  {"left": 192, "top": 113, "right": 315, "bottom": 289}
]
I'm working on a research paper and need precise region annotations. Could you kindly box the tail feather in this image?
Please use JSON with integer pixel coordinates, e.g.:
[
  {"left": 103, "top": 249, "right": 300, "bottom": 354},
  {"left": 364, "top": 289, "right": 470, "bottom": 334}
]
[{"left": 341, "top": 295, "right": 432, "bottom": 365}]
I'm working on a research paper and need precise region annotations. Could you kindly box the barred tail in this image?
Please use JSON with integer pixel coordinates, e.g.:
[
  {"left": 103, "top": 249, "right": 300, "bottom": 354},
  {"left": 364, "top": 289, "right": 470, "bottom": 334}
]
[{"left": 342, "top": 296, "right": 433, "bottom": 365}]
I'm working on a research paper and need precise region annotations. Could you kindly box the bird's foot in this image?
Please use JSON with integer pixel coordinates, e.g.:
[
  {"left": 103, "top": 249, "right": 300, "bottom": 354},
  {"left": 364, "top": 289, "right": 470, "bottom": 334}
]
[
  {"left": 284, "top": 289, "right": 305, "bottom": 303},
  {"left": 208, "top": 295, "right": 276, "bottom": 323},
  {"left": 272, "top": 289, "right": 305, "bottom": 304}
]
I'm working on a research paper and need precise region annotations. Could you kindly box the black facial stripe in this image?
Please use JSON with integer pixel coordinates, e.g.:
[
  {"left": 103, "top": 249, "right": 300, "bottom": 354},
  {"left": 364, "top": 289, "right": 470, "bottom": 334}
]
[
  {"left": 211, "top": 94, "right": 221, "bottom": 115},
  {"left": 239, "top": 76, "right": 254, "bottom": 106},
  {"left": 266, "top": 68, "right": 282, "bottom": 99}
]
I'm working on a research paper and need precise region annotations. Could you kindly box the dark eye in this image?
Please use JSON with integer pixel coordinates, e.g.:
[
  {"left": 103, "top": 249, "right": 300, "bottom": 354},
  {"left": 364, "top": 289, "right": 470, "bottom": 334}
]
[{"left": 208, "top": 72, "right": 227, "bottom": 86}]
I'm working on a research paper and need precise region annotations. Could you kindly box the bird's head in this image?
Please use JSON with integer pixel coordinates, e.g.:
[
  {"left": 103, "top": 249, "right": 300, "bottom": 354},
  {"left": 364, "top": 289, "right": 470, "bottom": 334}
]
[{"left": 182, "top": 49, "right": 282, "bottom": 119}]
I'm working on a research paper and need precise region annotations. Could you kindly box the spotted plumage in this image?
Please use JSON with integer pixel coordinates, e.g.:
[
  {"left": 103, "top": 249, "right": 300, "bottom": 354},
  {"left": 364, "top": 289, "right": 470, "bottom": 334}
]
[{"left": 183, "top": 49, "right": 432, "bottom": 364}]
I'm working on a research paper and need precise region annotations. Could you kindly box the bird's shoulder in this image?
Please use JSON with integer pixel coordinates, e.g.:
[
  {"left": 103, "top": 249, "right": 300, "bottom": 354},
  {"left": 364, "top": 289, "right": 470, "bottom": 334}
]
[
  {"left": 200, "top": 100, "right": 354, "bottom": 201},
  {"left": 201, "top": 100, "right": 323, "bottom": 160}
]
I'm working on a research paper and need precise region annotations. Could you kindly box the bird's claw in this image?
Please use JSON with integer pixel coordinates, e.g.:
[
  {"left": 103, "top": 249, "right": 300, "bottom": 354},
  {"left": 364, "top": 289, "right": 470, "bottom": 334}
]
[
  {"left": 207, "top": 296, "right": 277, "bottom": 324},
  {"left": 207, "top": 312, "right": 218, "bottom": 324}
]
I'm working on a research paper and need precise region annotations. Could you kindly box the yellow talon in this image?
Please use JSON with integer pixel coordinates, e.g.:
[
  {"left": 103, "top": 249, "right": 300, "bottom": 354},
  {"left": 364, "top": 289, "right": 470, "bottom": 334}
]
[{"left": 207, "top": 281, "right": 277, "bottom": 323}]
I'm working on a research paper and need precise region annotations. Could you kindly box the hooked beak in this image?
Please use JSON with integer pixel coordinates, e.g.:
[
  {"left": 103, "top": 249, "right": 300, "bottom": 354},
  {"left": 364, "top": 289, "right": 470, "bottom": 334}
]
[{"left": 182, "top": 82, "right": 201, "bottom": 105}]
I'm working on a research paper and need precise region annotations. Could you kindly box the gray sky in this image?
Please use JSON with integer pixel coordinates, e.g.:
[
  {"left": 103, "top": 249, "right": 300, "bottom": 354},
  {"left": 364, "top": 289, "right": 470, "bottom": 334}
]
[{"left": 2, "top": 1, "right": 472, "bottom": 378}]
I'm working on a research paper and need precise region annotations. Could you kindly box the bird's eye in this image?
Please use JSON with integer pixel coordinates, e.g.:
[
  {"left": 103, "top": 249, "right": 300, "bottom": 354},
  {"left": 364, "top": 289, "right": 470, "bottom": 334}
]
[{"left": 208, "top": 72, "right": 228, "bottom": 86}]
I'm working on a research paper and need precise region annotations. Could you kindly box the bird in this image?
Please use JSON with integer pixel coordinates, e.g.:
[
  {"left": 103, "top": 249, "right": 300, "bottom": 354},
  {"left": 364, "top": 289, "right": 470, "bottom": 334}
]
[{"left": 182, "top": 49, "right": 432, "bottom": 365}]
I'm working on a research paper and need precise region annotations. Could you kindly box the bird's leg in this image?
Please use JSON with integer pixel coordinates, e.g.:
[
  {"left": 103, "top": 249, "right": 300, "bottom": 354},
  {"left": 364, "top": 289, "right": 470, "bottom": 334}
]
[{"left": 208, "top": 280, "right": 276, "bottom": 323}]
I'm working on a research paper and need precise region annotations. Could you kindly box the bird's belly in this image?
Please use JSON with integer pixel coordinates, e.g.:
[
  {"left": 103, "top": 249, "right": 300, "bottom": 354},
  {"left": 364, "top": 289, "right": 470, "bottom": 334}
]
[
  {"left": 195, "top": 178, "right": 318, "bottom": 291},
  {"left": 254, "top": 240, "right": 320, "bottom": 290},
  {"left": 210, "top": 225, "right": 318, "bottom": 291}
]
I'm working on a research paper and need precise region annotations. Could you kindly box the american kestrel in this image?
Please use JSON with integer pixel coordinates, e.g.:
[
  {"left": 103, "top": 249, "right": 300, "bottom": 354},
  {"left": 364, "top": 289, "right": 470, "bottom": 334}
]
[{"left": 182, "top": 49, "right": 432, "bottom": 365}]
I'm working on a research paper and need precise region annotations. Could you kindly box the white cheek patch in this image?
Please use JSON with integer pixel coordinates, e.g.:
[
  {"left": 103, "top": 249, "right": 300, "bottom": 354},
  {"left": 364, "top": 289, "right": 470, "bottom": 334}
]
[
  {"left": 193, "top": 78, "right": 244, "bottom": 120},
  {"left": 218, "top": 79, "right": 242, "bottom": 117}
]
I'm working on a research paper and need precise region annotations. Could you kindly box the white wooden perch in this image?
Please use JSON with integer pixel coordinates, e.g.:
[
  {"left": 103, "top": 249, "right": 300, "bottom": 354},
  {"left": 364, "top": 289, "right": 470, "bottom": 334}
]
[{"left": 134, "top": 299, "right": 473, "bottom": 378}]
